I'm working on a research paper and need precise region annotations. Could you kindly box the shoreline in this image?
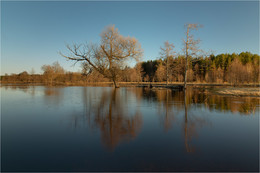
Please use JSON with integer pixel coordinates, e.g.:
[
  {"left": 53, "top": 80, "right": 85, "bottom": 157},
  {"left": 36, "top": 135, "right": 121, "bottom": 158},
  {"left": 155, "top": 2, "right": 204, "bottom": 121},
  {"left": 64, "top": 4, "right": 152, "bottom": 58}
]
[
  {"left": 1, "top": 81, "right": 259, "bottom": 87},
  {"left": 1, "top": 82, "right": 259, "bottom": 97}
]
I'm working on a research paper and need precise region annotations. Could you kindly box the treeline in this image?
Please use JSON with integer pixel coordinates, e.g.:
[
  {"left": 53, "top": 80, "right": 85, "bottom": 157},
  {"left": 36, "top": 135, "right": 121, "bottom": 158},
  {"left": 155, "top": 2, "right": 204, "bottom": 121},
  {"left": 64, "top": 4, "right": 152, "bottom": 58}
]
[
  {"left": 1, "top": 52, "right": 259, "bottom": 85},
  {"left": 141, "top": 51, "right": 260, "bottom": 84}
]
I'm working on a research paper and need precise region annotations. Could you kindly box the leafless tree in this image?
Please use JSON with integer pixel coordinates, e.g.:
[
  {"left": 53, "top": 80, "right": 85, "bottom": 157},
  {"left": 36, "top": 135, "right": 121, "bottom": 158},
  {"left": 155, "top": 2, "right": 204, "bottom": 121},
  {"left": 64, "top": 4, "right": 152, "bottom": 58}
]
[
  {"left": 60, "top": 25, "right": 143, "bottom": 88},
  {"left": 41, "top": 61, "right": 65, "bottom": 85},
  {"left": 160, "top": 41, "right": 175, "bottom": 85},
  {"left": 30, "top": 68, "right": 35, "bottom": 75},
  {"left": 183, "top": 24, "right": 202, "bottom": 89}
]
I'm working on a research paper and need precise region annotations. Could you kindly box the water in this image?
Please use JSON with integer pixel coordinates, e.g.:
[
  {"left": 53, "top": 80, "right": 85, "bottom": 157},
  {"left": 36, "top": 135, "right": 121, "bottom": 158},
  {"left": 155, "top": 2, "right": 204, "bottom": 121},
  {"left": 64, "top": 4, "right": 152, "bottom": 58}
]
[{"left": 1, "top": 86, "right": 259, "bottom": 171}]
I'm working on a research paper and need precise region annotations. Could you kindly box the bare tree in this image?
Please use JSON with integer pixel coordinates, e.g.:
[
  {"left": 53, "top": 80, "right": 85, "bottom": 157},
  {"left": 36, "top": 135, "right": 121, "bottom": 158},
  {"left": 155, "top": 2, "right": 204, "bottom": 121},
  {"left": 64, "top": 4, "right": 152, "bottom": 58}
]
[
  {"left": 41, "top": 61, "right": 65, "bottom": 85},
  {"left": 160, "top": 41, "right": 175, "bottom": 85},
  {"left": 30, "top": 68, "right": 35, "bottom": 75},
  {"left": 61, "top": 25, "right": 143, "bottom": 88},
  {"left": 183, "top": 24, "right": 202, "bottom": 89}
]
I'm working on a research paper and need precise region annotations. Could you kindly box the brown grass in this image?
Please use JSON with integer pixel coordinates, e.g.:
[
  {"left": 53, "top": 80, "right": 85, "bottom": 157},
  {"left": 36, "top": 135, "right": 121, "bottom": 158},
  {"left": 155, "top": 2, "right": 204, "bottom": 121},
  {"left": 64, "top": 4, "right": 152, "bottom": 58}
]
[{"left": 214, "top": 87, "right": 260, "bottom": 96}]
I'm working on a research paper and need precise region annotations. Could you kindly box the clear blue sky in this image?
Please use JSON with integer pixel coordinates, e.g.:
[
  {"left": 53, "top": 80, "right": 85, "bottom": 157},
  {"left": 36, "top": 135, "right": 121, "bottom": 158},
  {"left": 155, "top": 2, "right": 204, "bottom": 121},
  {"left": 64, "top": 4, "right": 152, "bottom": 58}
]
[{"left": 1, "top": 1, "right": 259, "bottom": 75}]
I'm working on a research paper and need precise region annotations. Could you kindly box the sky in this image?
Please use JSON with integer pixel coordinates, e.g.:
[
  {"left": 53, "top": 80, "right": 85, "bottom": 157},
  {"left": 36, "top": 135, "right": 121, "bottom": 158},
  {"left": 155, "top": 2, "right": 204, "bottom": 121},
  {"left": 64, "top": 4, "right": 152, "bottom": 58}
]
[{"left": 1, "top": 1, "right": 259, "bottom": 75}]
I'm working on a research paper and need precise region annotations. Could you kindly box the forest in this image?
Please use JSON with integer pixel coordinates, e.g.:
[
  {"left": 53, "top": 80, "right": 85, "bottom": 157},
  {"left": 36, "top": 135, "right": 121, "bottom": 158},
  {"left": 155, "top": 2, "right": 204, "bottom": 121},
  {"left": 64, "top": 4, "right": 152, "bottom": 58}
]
[{"left": 1, "top": 51, "right": 259, "bottom": 86}]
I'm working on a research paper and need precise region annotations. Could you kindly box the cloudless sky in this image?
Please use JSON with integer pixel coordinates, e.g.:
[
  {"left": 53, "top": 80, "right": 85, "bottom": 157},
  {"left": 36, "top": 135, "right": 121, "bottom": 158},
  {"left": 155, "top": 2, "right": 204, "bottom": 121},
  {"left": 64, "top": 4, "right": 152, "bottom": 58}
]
[{"left": 1, "top": 1, "right": 259, "bottom": 75}]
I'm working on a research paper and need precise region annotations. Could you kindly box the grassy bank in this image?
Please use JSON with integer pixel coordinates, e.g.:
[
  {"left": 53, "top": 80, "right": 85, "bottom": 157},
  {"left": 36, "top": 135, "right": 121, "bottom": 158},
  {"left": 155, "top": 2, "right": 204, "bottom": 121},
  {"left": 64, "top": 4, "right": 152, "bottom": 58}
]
[{"left": 212, "top": 87, "right": 260, "bottom": 97}]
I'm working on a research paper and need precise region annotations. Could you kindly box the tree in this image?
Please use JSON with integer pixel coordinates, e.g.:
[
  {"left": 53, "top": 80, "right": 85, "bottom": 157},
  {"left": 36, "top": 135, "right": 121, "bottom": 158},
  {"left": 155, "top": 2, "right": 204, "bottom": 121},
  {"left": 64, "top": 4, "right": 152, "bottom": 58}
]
[
  {"left": 251, "top": 58, "right": 260, "bottom": 84},
  {"left": 183, "top": 24, "right": 202, "bottom": 89},
  {"left": 227, "top": 58, "right": 243, "bottom": 85},
  {"left": 41, "top": 61, "right": 65, "bottom": 85},
  {"left": 133, "top": 63, "right": 143, "bottom": 82},
  {"left": 18, "top": 71, "right": 29, "bottom": 83},
  {"left": 30, "top": 68, "right": 35, "bottom": 75},
  {"left": 155, "top": 62, "right": 166, "bottom": 82},
  {"left": 61, "top": 25, "right": 143, "bottom": 88},
  {"left": 160, "top": 41, "right": 175, "bottom": 85},
  {"left": 141, "top": 60, "right": 158, "bottom": 82},
  {"left": 194, "top": 63, "right": 200, "bottom": 82},
  {"left": 171, "top": 56, "right": 186, "bottom": 82}
]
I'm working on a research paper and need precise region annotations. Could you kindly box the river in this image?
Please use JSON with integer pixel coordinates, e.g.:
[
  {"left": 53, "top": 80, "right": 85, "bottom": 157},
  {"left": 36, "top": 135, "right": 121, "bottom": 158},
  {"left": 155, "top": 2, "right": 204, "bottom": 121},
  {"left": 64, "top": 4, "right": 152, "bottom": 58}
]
[{"left": 1, "top": 86, "right": 259, "bottom": 171}]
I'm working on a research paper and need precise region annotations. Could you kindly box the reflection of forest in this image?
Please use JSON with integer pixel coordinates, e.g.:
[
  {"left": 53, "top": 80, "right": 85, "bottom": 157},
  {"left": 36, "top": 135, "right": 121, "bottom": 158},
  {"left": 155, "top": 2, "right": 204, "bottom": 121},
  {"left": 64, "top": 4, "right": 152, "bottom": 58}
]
[
  {"left": 4, "top": 85, "right": 259, "bottom": 115},
  {"left": 81, "top": 87, "right": 143, "bottom": 150},
  {"left": 3, "top": 86, "right": 259, "bottom": 153},
  {"left": 129, "top": 87, "right": 259, "bottom": 152},
  {"left": 3, "top": 85, "right": 33, "bottom": 94},
  {"left": 129, "top": 87, "right": 259, "bottom": 136},
  {"left": 183, "top": 90, "right": 209, "bottom": 153},
  {"left": 133, "top": 87, "right": 259, "bottom": 115},
  {"left": 43, "top": 87, "right": 65, "bottom": 106}
]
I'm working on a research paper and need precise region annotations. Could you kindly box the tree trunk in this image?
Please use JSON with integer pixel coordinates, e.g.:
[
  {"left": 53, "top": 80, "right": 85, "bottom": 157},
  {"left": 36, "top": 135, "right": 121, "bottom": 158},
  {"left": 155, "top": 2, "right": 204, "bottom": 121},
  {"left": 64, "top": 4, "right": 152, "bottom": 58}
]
[
  {"left": 184, "top": 26, "right": 189, "bottom": 90},
  {"left": 184, "top": 56, "right": 188, "bottom": 89},
  {"left": 113, "top": 79, "right": 119, "bottom": 88},
  {"left": 166, "top": 57, "right": 168, "bottom": 86}
]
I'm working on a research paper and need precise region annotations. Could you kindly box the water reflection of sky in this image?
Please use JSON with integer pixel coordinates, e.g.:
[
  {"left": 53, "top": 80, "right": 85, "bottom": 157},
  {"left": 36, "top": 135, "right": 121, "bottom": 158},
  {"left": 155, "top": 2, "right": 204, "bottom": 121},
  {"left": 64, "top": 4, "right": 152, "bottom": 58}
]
[{"left": 1, "top": 86, "right": 259, "bottom": 172}]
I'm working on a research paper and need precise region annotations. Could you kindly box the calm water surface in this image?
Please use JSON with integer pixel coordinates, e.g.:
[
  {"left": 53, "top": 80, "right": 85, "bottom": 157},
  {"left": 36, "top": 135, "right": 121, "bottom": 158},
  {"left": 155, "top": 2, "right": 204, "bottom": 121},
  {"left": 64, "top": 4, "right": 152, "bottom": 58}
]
[{"left": 1, "top": 86, "right": 259, "bottom": 171}]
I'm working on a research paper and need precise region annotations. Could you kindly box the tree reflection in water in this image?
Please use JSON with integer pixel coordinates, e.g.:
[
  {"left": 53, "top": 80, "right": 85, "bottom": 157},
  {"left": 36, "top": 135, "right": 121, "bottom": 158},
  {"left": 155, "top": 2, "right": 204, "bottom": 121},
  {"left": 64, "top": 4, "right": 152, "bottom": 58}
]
[
  {"left": 81, "top": 87, "right": 143, "bottom": 150},
  {"left": 4, "top": 85, "right": 257, "bottom": 153},
  {"left": 183, "top": 89, "right": 209, "bottom": 153},
  {"left": 43, "top": 87, "right": 64, "bottom": 106},
  {"left": 144, "top": 87, "right": 259, "bottom": 115},
  {"left": 139, "top": 87, "right": 259, "bottom": 153},
  {"left": 5, "top": 85, "right": 36, "bottom": 96}
]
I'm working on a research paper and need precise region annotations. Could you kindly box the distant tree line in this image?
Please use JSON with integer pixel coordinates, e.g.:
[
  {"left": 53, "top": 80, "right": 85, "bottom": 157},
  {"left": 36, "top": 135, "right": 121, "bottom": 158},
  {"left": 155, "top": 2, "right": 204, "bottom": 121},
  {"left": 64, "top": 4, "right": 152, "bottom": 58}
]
[
  {"left": 141, "top": 51, "right": 260, "bottom": 85},
  {"left": 1, "top": 52, "right": 259, "bottom": 85}
]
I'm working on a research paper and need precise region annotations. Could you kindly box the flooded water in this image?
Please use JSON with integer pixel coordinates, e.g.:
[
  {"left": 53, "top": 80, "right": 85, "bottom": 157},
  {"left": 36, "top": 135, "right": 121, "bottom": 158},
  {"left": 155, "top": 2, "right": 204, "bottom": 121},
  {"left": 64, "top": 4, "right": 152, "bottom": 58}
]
[{"left": 1, "top": 86, "right": 259, "bottom": 171}]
